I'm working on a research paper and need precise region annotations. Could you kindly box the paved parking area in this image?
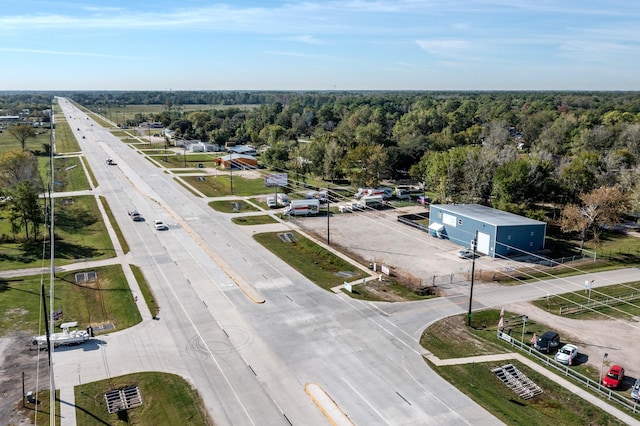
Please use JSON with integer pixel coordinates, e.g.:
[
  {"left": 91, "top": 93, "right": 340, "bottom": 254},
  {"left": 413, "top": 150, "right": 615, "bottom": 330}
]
[{"left": 293, "top": 205, "right": 505, "bottom": 293}]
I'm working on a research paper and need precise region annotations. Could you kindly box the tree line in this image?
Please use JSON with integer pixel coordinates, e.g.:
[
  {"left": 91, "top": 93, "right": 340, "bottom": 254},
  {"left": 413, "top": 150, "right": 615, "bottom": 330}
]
[{"left": 2, "top": 91, "right": 640, "bottom": 246}]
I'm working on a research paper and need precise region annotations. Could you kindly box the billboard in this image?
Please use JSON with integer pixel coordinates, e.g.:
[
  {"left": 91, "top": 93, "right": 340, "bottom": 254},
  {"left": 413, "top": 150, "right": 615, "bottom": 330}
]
[{"left": 265, "top": 173, "right": 288, "bottom": 187}]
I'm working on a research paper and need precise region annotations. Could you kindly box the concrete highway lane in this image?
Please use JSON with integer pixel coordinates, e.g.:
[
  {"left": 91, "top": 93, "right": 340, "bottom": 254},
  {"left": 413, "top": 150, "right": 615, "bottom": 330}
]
[{"left": 56, "top": 98, "right": 570, "bottom": 424}]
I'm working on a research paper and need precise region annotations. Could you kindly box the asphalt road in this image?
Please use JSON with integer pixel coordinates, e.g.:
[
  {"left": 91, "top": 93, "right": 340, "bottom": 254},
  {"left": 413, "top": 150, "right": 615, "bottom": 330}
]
[{"left": 47, "top": 99, "right": 640, "bottom": 426}]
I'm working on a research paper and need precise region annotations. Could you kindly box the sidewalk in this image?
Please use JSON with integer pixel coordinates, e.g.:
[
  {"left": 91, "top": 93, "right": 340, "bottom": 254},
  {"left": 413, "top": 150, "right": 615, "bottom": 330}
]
[
  {"left": 423, "top": 352, "right": 640, "bottom": 426},
  {"left": 0, "top": 257, "right": 121, "bottom": 279}
]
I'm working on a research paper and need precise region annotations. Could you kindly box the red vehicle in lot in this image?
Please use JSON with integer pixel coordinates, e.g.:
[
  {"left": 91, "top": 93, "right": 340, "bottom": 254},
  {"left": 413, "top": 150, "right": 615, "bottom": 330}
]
[{"left": 603, "top": 365, "right": 625, "bottom": 388}]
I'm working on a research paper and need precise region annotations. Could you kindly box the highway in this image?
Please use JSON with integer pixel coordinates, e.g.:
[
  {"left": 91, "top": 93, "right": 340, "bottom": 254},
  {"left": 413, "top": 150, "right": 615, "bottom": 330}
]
[{"left": 52, "top": 99, "right": 639, "bottom": 425}]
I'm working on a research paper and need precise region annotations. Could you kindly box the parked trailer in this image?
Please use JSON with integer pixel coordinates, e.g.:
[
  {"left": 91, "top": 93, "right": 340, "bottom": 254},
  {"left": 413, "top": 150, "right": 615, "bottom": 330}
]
[
  {"left": 355, "top": 187, "right": 392, "bottom": 200},
  {"left": 284, "top": 199, "right": 321, "bottom": 216},
  {"left": 395, "top": 186, "right": 422, "bottom": 200},
  {"left": 361, "top": 195, "right": 384, "bottom": 209}
]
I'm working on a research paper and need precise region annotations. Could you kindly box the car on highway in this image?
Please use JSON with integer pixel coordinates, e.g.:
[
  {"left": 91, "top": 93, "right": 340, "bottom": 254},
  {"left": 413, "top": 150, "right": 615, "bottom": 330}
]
[
  {"left": 554, "top": 344, "right": 578, "bottom": 365},
  {"left": 128, "top": 210, "right": 143, "bottom": 222},
  {"left": 153, "top": 220, "right": 168, "bottom": 230},
  {"left": 603, "top": 365, "right": 625, "bottom": 389},
  {"left": 456, "top": 249, "right": 474, "bottom": 259}
]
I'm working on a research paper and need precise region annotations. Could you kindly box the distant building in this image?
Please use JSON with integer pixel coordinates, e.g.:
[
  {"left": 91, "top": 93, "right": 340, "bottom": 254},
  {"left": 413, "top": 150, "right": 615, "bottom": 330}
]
[
  {"left": 227, "top": 145, "right": 257, "bottom": 156},
  {"left": 215, "top": 154, "right": 258, "bottom": 169},
  {"left": 429, "top": 204, "right": 546, "bottom": 258},
  {"left": 163, "top": 129, "right": 176, "bottom": 140},
  {"left": 190, "top": 142, "right": 223, "bottom": 152}
]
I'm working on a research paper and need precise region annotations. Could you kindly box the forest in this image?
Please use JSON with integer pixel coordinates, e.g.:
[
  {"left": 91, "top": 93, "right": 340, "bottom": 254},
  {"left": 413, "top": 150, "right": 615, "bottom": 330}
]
[{"left": 2, "top": 90, "right": 639, "bottom": 245}]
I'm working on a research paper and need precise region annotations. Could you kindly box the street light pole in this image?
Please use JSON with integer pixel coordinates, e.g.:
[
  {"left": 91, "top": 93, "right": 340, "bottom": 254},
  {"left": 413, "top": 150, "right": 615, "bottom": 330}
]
[
  {"left": 326, "top": 186, "right": 330, "bottom": 245},
  {"left": 599, "top": 353, "right": 609, "bottom": 385},
  {"left": 521, "top": 316, "right": 528, "bottom": 343},
  {"left": 466, "top": 231, "right": 478, "bottom": 327},
  {"left": 183, "top": 145, "right": 187, "bottom": 167},
  {"left": 229, "top": 153, "right": 233, "bottom": 194}
]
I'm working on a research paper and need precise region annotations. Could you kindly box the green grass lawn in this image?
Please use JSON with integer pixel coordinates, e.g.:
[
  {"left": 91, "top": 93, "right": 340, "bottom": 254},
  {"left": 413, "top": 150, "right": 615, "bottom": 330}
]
[
  {"left": 130, "top": 264, "right": 160, "bottom": 318},
  {"left": 231, "top": 214, "right": 278, "bottom": 225},
  {"left": 36, "top": 155, "right": 90, "bottom": 192},
  {"left": 0, "top": 195, "right": 115, "bottom": 270},
  {"left": 51, "top": 106, "right": 81, "bottom": 152},
  {"left": 253, "top": 231, "right": 367, "bottom": 291},
  {"left": 0, "top": 264, "right": 140, "bottom": 337},
  {"left": 0, "top": 127, "right": 52, "bottom": 154},
  {"left": 531, "top": 281, "right": 640, "bottom": 320},
  {"left": 182, "top": 174, "right": 272, "bottom": 197},
  {"left": 75, "top": 372, "right": 211, "bottom": 426},
  {"left": 150, "top": 152, "right": 221, "bottom": 169},
  {"left": 421, "top": 311, "right": 629, "bottom": 426}
]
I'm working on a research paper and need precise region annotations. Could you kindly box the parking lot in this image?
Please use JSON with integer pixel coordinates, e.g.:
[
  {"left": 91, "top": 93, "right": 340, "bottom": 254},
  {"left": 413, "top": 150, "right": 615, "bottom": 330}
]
[
  {"left": 295, "top": 204, "right": 504, "bottom": 294},
  {"left": 295, "top": 205, "right": 640, "bottom": 385}
]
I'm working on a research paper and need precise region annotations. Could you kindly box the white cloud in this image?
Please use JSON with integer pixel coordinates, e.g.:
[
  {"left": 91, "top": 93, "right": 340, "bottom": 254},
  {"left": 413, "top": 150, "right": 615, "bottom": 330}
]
[
  {"left": 416, "top": 39, "right": 469, "bottom": 56},
  {"left": 264, "top": 50, "right": 330, "bottom": 59},
  {"left": 278, "top": 35, "right": 325, "bottom": 45},
  {"left": 0, "top": 47, "right": 131, "bottom": 59}
]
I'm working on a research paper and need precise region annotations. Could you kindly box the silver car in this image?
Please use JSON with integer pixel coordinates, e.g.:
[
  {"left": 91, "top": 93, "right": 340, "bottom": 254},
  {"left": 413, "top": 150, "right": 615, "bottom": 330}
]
[{"left": 631, "top": 377, "right": 640, "bottom": 400}]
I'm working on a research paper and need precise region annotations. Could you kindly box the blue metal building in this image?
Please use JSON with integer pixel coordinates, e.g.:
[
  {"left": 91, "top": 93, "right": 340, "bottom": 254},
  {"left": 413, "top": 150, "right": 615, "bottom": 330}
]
[{"left": 428, "top": 204, "right": 546, "bottom": 258}]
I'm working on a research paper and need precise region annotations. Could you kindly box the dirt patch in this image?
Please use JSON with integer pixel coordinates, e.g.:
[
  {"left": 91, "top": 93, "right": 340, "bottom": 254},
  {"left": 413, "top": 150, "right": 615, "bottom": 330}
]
[
  {"left": 0, "top": 332, "right": 49, "bottom": 425},
  {"left": 508, "top": 302, "right": 640, "bottom": 377},
  {"left": 354, "top": 280, "right": 407, "bottom": 302}
]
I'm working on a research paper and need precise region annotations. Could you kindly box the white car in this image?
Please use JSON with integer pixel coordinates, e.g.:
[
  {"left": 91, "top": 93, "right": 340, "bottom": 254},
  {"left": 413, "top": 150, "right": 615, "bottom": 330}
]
[
  {"left": 153, "top": 220, "right": 168, "bottom": 230},
  {"left": 457, "top": 249, "right": 474, "bottom": 259},
  {"left": 554, "top": 344, "right": 578, "bottom": 365}
]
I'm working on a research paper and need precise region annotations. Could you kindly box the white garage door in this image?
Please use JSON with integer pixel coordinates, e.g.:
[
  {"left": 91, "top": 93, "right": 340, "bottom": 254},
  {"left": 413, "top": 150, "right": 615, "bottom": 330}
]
[{"left": 476, "top": 231, "right": 490, "bottom": 255}]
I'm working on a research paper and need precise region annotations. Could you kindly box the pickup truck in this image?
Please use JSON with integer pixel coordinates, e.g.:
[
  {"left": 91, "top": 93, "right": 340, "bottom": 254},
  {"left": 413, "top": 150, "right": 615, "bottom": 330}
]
[{"left": 128, "top": 210, "right": 143, "bottom": 221}]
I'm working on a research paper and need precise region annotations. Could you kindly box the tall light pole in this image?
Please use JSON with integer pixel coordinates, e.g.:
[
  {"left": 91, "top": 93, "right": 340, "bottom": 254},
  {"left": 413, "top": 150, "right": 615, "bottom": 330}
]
[
  {"left": 521, "top": 316, "right": 528, "bottom": 343},
  {"left": 599, "top": 353, "right": 609, "bottom": 385},
  {"left": 229, "top": 153, "right": 234, "bottom": 194},
  {"left": 183, "top": 145, "right": 187, "bottom": 167},
  {"left": 326, "top": 186, "right": 330, "bottom": 245},
  {"left": 466, "top": 231, "right": 478, "bottom": 327}
]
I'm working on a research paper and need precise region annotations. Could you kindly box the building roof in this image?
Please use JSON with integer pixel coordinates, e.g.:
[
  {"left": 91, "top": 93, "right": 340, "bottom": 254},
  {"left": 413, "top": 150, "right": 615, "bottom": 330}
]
[
  {"left": 218, "top": 154, "right": 257, "bottom": 162},
  {"left": 431, "top": 204, "right": 545, "bottom": 227},
  {"left": 228, "top": 145, "right": 256, "bottom": 154}
]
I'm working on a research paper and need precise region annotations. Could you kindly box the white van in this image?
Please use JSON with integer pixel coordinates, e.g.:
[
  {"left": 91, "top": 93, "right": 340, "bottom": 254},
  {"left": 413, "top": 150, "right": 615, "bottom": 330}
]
[
  {"left": 266, "top": 197, "right": 277, "bottom": 208},
  {"left": 277, "top": 193, "right": 290, "bottom": 206}
]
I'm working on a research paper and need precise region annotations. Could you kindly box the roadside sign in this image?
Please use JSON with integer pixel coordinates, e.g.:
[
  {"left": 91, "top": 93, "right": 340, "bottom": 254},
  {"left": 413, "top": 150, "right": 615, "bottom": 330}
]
[{"left": 265, "top": 173, "right": 287, "bottom": 187}]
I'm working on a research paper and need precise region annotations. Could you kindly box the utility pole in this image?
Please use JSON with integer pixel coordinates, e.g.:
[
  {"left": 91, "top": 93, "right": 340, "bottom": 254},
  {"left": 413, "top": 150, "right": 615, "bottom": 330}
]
[{"left": 467, "top": 231, "right": 478, "bottom": 327}]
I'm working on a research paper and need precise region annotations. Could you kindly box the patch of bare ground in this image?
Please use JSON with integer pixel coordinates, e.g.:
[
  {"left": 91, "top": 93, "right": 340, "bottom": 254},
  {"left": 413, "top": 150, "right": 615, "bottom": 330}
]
[
  {"left": 425, "top": 315, "right": 507, "bottom": 357},
  {"left": 0, "top": 332, "right": 48, "bottom": 426},
  {"left": 356, "top": 280, "right": 407, "bottom": 302}
]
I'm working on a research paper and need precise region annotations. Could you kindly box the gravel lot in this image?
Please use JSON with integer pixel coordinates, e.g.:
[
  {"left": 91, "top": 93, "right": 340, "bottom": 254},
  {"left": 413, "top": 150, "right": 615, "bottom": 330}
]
[
  {"left": 296, "top": 205, "right": 640, "bottom": 382},
  {"left": 296, "top": 204, "right": 506, "bottom": 294}
]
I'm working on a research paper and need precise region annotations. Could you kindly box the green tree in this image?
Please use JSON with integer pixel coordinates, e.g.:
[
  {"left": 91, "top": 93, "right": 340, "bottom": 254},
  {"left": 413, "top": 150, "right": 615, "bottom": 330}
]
[
  {"left": 422, "top": 151, "right": 450, "bottom": 202},
  {"left": 342, "top": 144, "right": 388, "bottom": 187},
  {"left": 323, "top": 139, "right": 344, "bottom": 183},
  {"left": 0, "top": 149, "right": 39, "bottom": 189},
  {"left": 8, "top": 124, "right": 37, "bottom": 150},
  {"left": 7, "top": 180, "right": 43, "bottom": 241},
  {"left": 559, "top": 152, "right": 603, "bottom": 202},
  {"left": 263, "top": 140, "right": 291, "bottom": 170}
]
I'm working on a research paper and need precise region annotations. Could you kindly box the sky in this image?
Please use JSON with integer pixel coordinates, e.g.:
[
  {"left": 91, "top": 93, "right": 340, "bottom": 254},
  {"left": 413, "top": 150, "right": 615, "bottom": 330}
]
[{"left": 1, "top": 0, "right": 639, "bottom": 91}]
